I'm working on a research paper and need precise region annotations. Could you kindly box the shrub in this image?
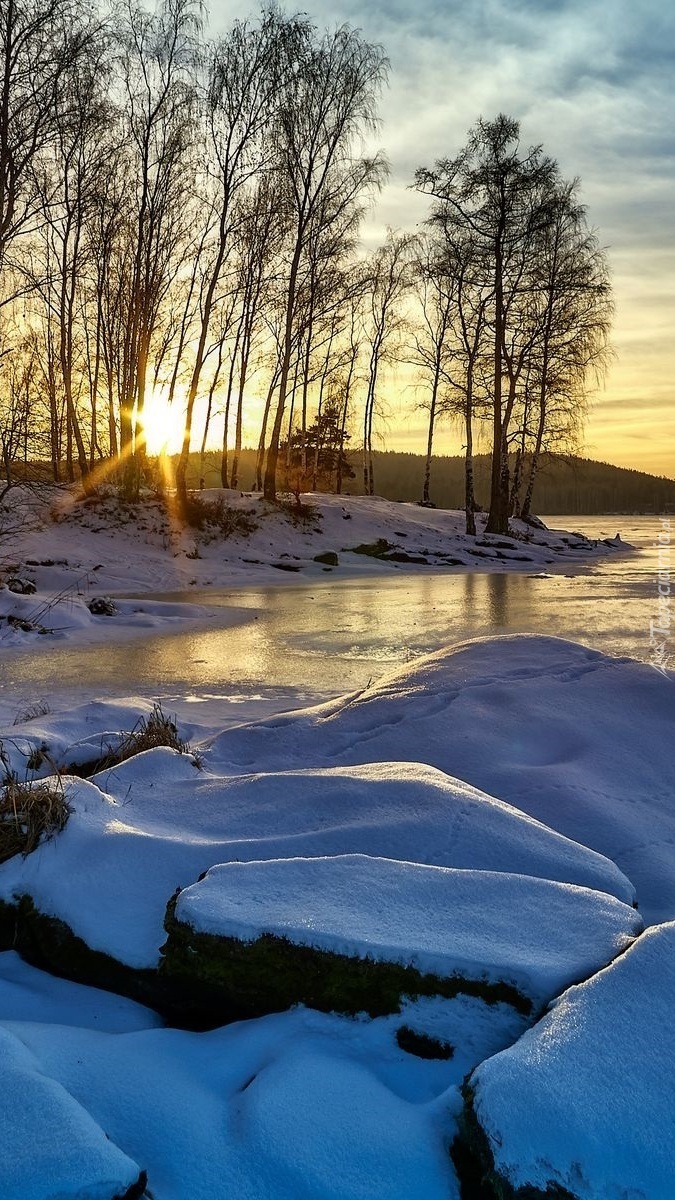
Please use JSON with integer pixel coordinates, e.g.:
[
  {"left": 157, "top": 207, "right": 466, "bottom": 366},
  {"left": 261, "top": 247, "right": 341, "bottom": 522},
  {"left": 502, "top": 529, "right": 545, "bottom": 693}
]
[
  {"left": 13, "top": 700, "right": 50, "bottom": 725},
  {"left": 182, "top": 494, "right": 258, "bottom": 539}
]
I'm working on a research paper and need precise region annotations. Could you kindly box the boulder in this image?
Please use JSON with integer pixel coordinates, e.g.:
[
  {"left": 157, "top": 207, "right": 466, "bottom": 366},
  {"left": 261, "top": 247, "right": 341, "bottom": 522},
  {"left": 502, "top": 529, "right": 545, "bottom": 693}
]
[
  {"left": 160, "top": 854, "right": 642, "bottom": 1028},
  {"left": 458, "top": 921, "right": 675, "bottom": 1200},
  {"left": 0, "top": 1024, "right": 145, "bottom": 1200}
]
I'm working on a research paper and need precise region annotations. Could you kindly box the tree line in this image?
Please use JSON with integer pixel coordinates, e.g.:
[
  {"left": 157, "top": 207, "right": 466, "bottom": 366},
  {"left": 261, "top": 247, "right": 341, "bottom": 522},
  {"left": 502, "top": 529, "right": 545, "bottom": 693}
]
[
  {"left": 345, "top": 452, "right": 675, "bottom": 517},
  {"left": 0, "top": 0, "right": 613, "bottom": 531}
]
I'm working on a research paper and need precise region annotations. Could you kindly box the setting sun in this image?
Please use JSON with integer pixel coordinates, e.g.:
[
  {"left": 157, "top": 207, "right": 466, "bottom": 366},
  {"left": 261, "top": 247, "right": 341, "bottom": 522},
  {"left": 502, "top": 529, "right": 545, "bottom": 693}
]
[{"left": 139, "top": 389, "right": 185, "bottom": 456}]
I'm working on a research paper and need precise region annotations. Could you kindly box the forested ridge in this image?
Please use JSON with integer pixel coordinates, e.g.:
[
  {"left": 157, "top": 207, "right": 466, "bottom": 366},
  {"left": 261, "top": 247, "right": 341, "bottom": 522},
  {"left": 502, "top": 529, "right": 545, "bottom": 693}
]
[{"left": 179, "top": 447, "right": 675, "bottom": 515}]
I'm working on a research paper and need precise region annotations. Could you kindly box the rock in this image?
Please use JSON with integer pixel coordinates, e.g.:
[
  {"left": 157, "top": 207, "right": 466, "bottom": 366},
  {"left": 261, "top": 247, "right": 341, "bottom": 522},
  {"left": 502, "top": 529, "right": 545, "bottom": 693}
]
[
  {"left": 457, "top": 921, "right": 675, "bottom": 1200},
  {"left": 348, "top": 538, "right": 395, "bottom": 558},
  {"left": 88, "top": 596, "right": 117, "bottom": 616},
  {"left": 6, "top": 576, "right": 36, "bottom": 594},
  {"left": 0, "top": 1024, "right": 145, "bottom": 1200},
  {"left": 160, "top": 854, "right": 641, "bottom": 1028},
  {"left": 313, "top": 551, "right": 339, "bottom": 566}
]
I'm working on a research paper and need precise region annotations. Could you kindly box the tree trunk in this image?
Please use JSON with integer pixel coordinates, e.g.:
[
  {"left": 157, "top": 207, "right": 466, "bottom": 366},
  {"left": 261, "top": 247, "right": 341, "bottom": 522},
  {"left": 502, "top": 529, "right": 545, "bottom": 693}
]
[
  {"left": 264, "top": 235, "right": 303, "bottom": 502},
  {"left": 464, "top": 363, "right": 476, "bottom": 536},
  {"left": 486, "top": 226, "right": 506, "bottom": 533}
]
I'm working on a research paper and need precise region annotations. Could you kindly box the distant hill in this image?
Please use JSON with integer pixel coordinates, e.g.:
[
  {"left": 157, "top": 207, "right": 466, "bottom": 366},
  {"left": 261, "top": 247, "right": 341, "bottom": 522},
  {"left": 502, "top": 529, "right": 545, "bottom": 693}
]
[
  {"left": 342, "top": 452, "right": 675, "bottom": 515},
  {"left": 180, "top": 449, "right": 675, "bottom": 516}
]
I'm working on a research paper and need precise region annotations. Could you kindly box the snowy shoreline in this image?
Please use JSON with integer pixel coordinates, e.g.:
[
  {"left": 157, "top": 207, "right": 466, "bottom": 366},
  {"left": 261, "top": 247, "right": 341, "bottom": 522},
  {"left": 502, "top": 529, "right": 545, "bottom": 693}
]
[{"left": 0, "top": 486, "right": 631, "bottom": 651}]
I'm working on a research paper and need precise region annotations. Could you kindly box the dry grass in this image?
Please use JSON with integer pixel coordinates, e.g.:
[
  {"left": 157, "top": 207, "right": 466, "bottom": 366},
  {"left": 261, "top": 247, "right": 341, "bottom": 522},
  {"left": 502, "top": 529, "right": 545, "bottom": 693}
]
[
  {"left": 0, "top": 775, "right": 70, "bottom": 864},
  {"left": 13, "top": 699, "right": 50, "bottom": 725},
  {"left": 94, "top": 703, "right": 200, "bottom": 772}
]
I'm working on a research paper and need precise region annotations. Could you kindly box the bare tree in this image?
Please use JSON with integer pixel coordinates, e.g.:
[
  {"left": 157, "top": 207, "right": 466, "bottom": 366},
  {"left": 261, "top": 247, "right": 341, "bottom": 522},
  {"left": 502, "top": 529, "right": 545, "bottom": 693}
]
[
  {"left": 519, "top": 183, "right": 613, "bottom": 517},
  {"left": 116, "top": 0, "right": 200, "bottom": 497},
  {"left": 172, "top": 8, "right": 292, "bottom": 507},
  {"left": 0, "top": 0, "right": 93, "bottom": 278},
  {"left": 262, "top": 21, "right": 388, "bottom": 502},
  {"left": 408, "top": 234, "right": 456, "bottom": 507},
  {"left": 34, "top": 33, "right": 112, "bottom": 489},
  {"left": 362, "top": 230, "right": 414, "bottom": 496},
  {"left": 416, "top": 115, "right": 561, "bottom": 533}
]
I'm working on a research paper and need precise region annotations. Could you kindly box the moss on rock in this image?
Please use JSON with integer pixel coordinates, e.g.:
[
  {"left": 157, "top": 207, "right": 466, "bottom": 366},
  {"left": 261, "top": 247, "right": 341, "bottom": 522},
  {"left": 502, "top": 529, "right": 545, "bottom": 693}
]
[
  {"left": 452, "top": 1083, "right": 577, "bottom": 1200},
  {"left": 160, "top": 894, "right": 533, "bottom": 1029},
  {"left": 3, "top": 894, "right": 161, "bottom": 1014}
]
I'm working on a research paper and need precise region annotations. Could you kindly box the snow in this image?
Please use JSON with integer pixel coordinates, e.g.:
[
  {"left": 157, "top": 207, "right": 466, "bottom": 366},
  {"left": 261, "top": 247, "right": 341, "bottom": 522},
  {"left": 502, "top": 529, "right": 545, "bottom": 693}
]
[
  {"left": 5, "top": 998, "right": 526, "bottom": 1200},
  {"left": 469, "top": 920, "right": 675, "bottom": 1200},
  {"left": 175, "top": 854, "right": 642, "bottom": 1010},
  {"left": 0, "top": 756, "right": 636, "bottom": 968},
  {"left": 0, "top": 486, "right": 628, "bottom": 651},
  {"left": 205, "top": 634, "right": 675, "bottom": 923},
  {"left": 0, "top": 951, "right": 162, "bottom": 1033},
  {"left": 0, "top": 1023, "right": 142, "bottom": 1200},
  {"left": 0, "top": 491, "right": 667, "bottom": 1200}
]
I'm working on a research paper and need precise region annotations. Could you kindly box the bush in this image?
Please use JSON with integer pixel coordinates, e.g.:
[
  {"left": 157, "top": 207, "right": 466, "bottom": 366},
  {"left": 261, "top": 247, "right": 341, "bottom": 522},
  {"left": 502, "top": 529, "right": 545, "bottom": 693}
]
[
  {"left": 183, "top": 494, "right": 258, "bottom": 539},
  {"left": 12, "top": 700, "right": 50, "bottom": 726}
]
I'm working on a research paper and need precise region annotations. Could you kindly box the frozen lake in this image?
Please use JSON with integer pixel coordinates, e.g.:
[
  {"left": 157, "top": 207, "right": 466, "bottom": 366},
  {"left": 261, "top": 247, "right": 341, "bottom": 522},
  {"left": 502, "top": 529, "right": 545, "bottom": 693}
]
[{"left": 0, "top": 515, "right": 666, "bottom": 712}]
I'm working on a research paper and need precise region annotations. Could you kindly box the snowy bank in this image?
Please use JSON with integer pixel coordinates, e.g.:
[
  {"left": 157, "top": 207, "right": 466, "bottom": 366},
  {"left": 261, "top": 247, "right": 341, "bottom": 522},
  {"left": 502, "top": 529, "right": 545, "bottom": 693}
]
[
  {"left": 206, "top": 634, "right": 675, "bottom": 923},
  {"left": 0, "top": 487, "right": 629, "bottom": 648}
]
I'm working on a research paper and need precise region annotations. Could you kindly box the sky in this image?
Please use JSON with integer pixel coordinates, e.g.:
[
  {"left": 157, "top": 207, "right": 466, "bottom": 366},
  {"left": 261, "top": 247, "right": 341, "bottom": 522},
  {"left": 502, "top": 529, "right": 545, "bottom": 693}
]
[{"left": 210, "top": 0, "right": 675, "bottom": 479}]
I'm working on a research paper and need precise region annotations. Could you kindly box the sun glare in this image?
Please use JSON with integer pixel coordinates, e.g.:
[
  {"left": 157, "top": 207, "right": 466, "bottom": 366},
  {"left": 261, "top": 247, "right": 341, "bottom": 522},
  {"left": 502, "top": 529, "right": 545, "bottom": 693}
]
[{"left": 140, "top": 389, "right": 185, "bottom": 456}]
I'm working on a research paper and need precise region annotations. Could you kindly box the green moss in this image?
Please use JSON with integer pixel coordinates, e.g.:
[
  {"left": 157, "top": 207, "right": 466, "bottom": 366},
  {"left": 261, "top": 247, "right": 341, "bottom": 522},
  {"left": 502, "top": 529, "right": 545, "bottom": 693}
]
[
  {"left": 0, "top": 896, "right": 18, "bottom": 948},
  {"left": 160, "top": 898, "right": 532, "bottom": 1029},
  {"left": 452, "top": 1082, "right": 577, "bottom": 1200},
  {"left": 348, "top": 538, "right": 395, "bottom": 557},
  {"left": 8, "top": 895, "right": 161, "bottom": 1014},
  {"left": 395, "top": 1025, "right": 454, "bottom": 1059}
]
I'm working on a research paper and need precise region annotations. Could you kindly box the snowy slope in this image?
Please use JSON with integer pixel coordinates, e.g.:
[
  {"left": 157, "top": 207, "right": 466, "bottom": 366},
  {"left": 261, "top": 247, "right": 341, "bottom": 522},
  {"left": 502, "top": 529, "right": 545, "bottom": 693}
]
[{"left": 206, "top": 635, "right": 675, "bottom": 922}]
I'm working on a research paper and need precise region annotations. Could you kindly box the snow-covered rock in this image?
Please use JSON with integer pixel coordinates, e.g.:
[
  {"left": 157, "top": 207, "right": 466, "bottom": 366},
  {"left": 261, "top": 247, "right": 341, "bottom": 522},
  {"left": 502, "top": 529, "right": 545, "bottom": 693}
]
[
  {"left": 0, "top": 755, "right": 635, "bottom": 971},
  {"left": 165, "top": 853, "right": 642, "bottom": 1020},
  {"left": 10, "top": 1005, "right": 466, "bottom": 1200},
  {"left": 464, "top": 921, "right": 675, "bottom": 1200}
]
